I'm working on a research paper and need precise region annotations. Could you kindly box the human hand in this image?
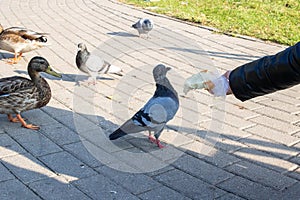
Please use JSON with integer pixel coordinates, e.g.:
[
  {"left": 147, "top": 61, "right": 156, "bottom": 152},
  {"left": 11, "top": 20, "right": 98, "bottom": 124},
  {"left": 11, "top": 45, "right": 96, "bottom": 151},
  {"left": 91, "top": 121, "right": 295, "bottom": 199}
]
[{"left": 204, "top": 70, "right": 232, "bottom": 96}]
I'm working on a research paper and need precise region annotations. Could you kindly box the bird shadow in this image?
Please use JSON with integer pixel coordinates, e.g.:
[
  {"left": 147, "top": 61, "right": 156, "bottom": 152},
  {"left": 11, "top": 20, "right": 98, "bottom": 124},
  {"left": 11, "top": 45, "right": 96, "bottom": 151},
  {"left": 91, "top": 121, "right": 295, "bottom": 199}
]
[
  {"left": 13, "top": 70, "right": 62, "bottom": 81},
  {"left": 61, "top": 74, "right": 114, "bottom": 82},
  {"left": 0, "top": 52, "right": 14, "bottom": 60},
  {"left": 107, "top": 31, "right": 137, "bottom": 38},
  {"left": 13, "top": 70, "right": 115, "bottom": 83}
]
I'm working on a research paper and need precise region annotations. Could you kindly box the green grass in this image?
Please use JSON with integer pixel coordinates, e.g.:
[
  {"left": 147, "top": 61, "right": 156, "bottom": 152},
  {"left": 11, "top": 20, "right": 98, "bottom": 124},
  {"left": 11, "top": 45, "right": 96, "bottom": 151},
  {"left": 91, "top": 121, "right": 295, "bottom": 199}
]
[{"left": 121, "top": 0, "right": 300, "bottom": 45}]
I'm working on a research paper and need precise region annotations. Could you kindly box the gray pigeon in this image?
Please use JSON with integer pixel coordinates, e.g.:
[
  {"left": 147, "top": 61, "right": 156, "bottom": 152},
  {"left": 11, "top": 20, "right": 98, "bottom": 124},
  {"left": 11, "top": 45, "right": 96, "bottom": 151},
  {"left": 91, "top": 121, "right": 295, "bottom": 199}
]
[
  {"left": 109, "top": 64, "right": 179, "bottom": 148},
  {"left": 76, "top": 43, "right": 122, "bottom": 84},
  {"left": 132, "top": 18, "right": 154, "bottom": 38}
]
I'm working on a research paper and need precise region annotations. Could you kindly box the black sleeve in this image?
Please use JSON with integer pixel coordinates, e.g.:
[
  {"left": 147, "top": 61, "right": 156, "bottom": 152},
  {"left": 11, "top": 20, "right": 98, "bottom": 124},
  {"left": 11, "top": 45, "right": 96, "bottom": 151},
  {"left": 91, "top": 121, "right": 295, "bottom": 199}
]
[{"left": 229, "top": 42, "right": 300, "bottom": 101}]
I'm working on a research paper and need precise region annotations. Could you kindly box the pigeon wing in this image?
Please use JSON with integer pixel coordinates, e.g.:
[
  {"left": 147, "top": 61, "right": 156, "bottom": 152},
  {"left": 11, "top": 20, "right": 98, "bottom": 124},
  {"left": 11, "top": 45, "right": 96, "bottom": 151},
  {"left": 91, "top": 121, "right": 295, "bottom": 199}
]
[{"left": 84, "top": 54, "right": 105, "bottom": 73}]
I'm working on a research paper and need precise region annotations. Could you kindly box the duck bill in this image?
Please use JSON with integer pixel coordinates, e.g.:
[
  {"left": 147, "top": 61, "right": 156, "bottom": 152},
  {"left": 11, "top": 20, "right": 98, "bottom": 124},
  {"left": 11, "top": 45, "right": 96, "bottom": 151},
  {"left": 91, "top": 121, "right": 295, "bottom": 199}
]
[{"left": 46, "top": 66, "right": 62, "bottom": 78}]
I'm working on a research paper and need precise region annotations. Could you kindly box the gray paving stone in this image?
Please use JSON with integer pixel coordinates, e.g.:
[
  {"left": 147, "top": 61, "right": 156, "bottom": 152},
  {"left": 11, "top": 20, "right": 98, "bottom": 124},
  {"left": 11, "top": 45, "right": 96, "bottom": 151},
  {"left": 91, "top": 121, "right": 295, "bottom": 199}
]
[
  {"left": 183, "top": 142, "right": 240, "bottom": 168},
  {"left": 39, "top": 124, "right": 81, "bottom": 145},
  {"left": 172, "top": 154, "right": 234, "bottom": 185},
  {"left": 0, "top": 134, "right": 26, "bottom": 158},
  {"left": 278, "top": 182, "right": 300, "bottom": 199},
  {"left": 285, "top": 167, "right": 300, "bottom": 181},
  {"left": 41, "top": 101, "right": 73, "bottom": 118},
  {"left": 225, "top": 160, "right": 297, "bottom": 190},
  {"left": 29, "top": 176, "right": 91, "bottom": 200},
  {"left": 249, "top": 115, "right": 300, "bottom": 134},
  {"left": 154, "top": 169, "right": 226, "bottom": 199},
  {"left": 4, "top": 124, "right": 37, "bottom": 136},
  {"left": 22, "top": 109, "right": 60, "bottom": 126},
  {"left": 138, "top": 186, "right": 191, "bottom": 200},
  {"left": 225, "top": 102, "right": 260, "bottom": 120},
  {"left": 73, "top": 174, "right": 139, "bottom": 200},
  {"left": 216, "top": 193, "right": 246, "bottom": 200},
  {"left": 254, "top": 106, "right": 300, "bottom": 124},
  {"left": 233, "top": 148, "right": 297, "bottom": 173},
  {"left": 95, "top": 165, "right": 161, "bottom": 195},
  {"left": 39, "top": 151, "right": 97, "bottom": 181},
  {"left": 239, "top": 135, "right": 299, "bottom": 159},
  {"left": 0, "top": 162, "right": 14, "bottom": 182},
  {"left": 63, "top": 141, "right": 102, "bottom": 168},
  {"left": 11, "top": 132, "right": 62, "bottom": 157},
  {"left": 0, "top": 116, "right": 25, "bottom": 131},
  {"left": 146, "top": 165, "right": 175, "bottom": 177},
  {"left": 215, "top": 124, "right": 252, "bottom": 141},
  {"left": 0, "top": 0, "right": 300, "bottom": 199},
  {"left": 259, "top": 99, "right": 300, "bottom": 114},
  {"left": 289, "top": 154, "right": 300, "bottom": 165},
  {"left": 53, "top": 113, "right": 99, "bottom": 133},
  {"left": 217, "top": 176, "right": 281, "bottom": 200},
  {"left": 1, "top": 153, "right": 56, "bottom": 184},
  {"left": 0, "top": 179, "right": 41, "bottom": 200},
  {"left": 244, "top": 124, "right": 300, "bottom": 146}
]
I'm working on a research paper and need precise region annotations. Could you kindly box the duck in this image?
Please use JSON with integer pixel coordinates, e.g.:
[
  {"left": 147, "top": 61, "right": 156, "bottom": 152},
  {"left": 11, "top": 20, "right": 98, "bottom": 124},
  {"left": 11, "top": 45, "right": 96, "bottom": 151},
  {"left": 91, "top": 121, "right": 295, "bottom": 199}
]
[
  {"left": 0, "top": 24, "right": 48, "bottom": 64},
  {"left": 0, "top": 56, "right": 61, "bottom": 130}
]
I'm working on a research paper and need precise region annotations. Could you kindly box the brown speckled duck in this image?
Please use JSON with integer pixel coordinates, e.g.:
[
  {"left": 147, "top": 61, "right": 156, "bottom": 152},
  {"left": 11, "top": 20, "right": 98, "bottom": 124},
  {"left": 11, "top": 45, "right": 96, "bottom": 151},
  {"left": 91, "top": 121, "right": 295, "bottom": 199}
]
[
  {"left": 0, "top": 24, "right": 48, "bottom": 64},
  {"left": 0, "top": 56, "right": 61, "bottom": 130}
]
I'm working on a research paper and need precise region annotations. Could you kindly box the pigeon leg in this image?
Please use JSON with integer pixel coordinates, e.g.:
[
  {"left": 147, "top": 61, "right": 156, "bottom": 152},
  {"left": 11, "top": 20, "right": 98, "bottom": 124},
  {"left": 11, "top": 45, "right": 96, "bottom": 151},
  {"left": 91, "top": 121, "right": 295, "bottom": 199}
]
[
  {"left": 153, "top": 128, "right": 165, "bottom": 148},
  {"left": 87, "top": 80, "right": 97, "bottom": 85},
  {"left": 85, "top": 77, "right": 97, "bottom": 85},
  {"left": 16, "top": 114, "right": 40, "bottom": 130},
  {"left": 148, "top": 135, "right": 156, "bottom": 143},
  {"left": 155, "top": 139, "right": 164, "bottom": 149},
  {"left": 148, "top": 135, "right": 164, "bottom": 148},
  {"left": 7, "top": 114, "right": 20, "bottom": 123},
  {"left": 148, "top": 131, "right": 157, "bottom": 143}
]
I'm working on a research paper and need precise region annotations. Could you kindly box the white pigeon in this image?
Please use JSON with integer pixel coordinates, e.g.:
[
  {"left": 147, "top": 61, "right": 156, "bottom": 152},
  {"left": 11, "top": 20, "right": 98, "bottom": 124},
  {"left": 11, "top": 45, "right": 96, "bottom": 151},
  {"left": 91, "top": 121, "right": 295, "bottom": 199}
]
[
  {"left": 76, "top": 43, "right": 122, "bottom": 84},
  {"left": 132, "top": 18, "right": 154, "bottom": 38}
]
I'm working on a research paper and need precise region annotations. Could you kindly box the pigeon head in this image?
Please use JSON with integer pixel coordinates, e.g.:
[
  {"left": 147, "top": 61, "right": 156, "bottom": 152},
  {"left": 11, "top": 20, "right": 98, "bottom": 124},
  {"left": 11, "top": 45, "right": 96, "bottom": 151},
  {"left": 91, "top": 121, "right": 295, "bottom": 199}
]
[
  {"left": 142, "top": 19, "right": 153, "bottom": 30},
  {"left": 77, "top": 43, "right": 87, "bottom": 52},
  {"left": 153, "top": 64, "right": 171, "bottom": 82}
]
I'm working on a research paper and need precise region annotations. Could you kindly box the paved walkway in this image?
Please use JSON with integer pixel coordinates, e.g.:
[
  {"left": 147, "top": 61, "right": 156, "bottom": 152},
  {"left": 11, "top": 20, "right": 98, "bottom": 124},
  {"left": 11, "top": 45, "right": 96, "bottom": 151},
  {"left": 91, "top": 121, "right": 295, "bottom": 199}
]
[{"left": 1, "top": 0, "right": 300, "bottom": 199}]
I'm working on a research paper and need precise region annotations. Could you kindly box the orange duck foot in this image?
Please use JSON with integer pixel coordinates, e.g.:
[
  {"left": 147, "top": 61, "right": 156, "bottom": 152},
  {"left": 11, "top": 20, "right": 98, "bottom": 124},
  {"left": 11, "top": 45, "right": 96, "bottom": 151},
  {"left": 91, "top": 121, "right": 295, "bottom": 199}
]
[
  {"left": 6, "top": 53, "right": 23, "bottom": 64},
  {"left": 7, "top": 114, "right": 20, "bottom": 123},
  {"left": 16, "top": 114, "right": 40, "bottom": 130}
]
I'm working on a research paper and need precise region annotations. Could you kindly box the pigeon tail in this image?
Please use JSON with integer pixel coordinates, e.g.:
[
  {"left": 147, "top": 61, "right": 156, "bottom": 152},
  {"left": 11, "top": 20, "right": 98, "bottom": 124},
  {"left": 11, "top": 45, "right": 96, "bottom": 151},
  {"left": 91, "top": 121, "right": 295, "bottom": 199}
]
[
  {"left": 109, "top": 128, "right": 127, "bottom": 140},
  {"left": 107, "top": 64, "right": 122, "bottom": 76},
  {"left": 132, "top": 23, "right": 139, "bottom": 29}
]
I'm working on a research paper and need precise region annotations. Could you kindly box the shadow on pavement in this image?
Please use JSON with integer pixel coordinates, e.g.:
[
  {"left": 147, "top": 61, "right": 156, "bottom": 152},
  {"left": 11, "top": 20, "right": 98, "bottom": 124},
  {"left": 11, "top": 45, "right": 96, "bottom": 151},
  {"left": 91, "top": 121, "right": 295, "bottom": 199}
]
[{"left": 0, "top": 105, "right": 299, "bottom": 199}]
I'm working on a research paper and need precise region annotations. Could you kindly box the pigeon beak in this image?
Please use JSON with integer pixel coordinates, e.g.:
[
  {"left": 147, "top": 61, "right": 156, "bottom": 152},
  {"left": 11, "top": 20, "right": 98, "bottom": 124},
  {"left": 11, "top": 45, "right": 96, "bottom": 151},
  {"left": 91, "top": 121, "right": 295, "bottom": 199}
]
[
  {"left": 166, "top": 67, "right": 171, "bottom": 71},
  {"left": 77, "top": 47, "right": 82, "bottom": 52}
]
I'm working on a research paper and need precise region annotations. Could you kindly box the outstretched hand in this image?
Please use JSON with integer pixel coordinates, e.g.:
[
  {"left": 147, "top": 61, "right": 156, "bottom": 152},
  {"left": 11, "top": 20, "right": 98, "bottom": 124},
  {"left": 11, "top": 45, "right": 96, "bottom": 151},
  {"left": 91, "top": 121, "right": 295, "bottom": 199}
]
[{"left": 204, "top": 70, "right": 232, "bottom": 96}]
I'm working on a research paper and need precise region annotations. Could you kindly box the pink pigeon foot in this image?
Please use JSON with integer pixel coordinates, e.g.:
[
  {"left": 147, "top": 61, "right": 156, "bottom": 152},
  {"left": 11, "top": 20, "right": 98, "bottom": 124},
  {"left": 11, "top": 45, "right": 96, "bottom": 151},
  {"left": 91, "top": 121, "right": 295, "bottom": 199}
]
[
  {"left": 156, "top": 139, "right": 164, "bottom": 149},
  {"left": 148, "top": 135, "right": 156, "bottom": 143},
  {"left": 148, "top": 136, "right": 164, "bottom": 148}
]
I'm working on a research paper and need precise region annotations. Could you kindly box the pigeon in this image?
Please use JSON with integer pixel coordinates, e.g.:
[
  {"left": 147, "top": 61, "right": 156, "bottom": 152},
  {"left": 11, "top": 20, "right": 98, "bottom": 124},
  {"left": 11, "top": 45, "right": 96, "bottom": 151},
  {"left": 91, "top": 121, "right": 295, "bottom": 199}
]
[
  {"left": 109, "top": 64, "right": 179, "bottom": 148},
  {"left": 132, "top": 18, "right": 154, "bottom": 38},
  {"left": 75, "top": 43, "right": 122, "bottom": 84}
]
